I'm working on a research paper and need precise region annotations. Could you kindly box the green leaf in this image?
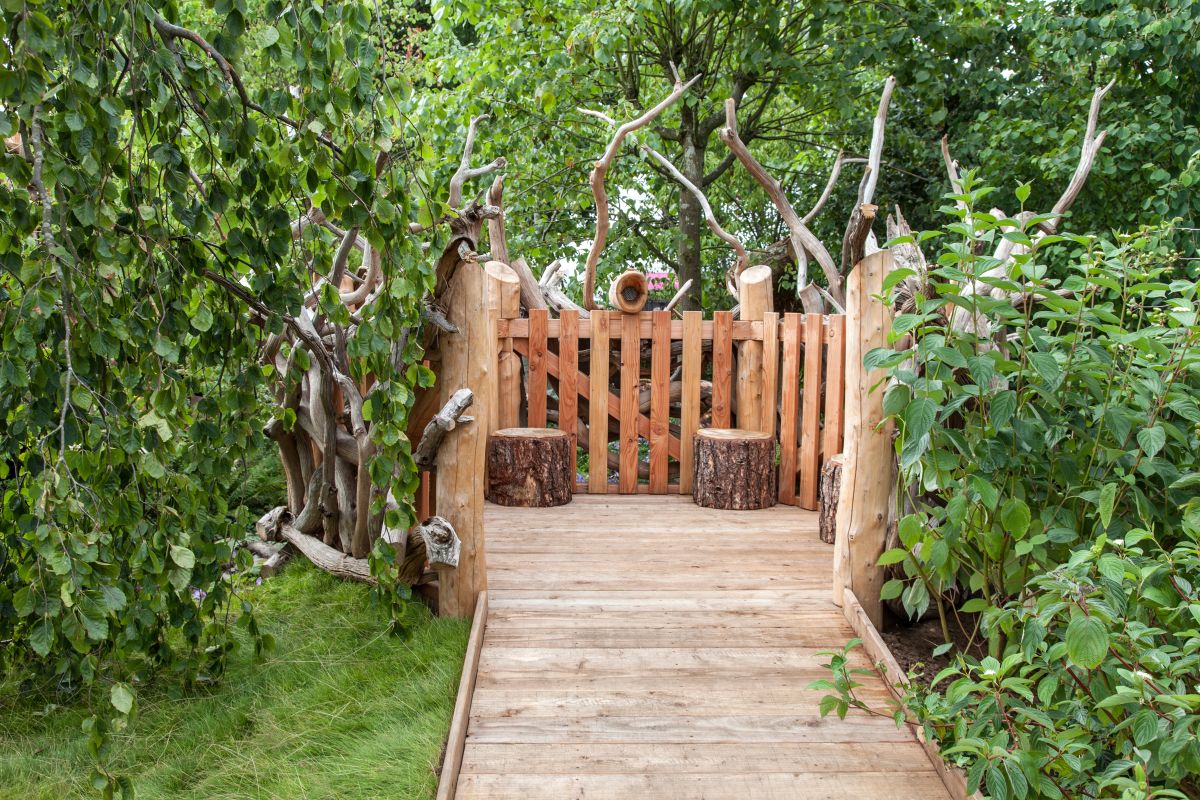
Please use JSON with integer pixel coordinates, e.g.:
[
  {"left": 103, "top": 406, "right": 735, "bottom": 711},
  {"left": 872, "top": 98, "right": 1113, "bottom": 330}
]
[
  {"left": 999, "top": 498, "right": 1031, "bottom": 537},
  {"left": 1098, "top": 483, "right": 1118, "bottom": 529},
  {"left": 1065, "top": 614, "right": 1108, "bottom": 669},
  {"left": 30, "top": 619, "right": 54, "bottom": 657},
  {"left": 1136, "top": 425, "right": 1165, "bottom": 457},
  {"left": 140, "top": 453, "right": 166, "bottom": 480},
  {"left": 110, "top": 683, "right": 134, "bottom": 715},
  {"left": 170, "top": 545, "right": 196, "bottom": 570},
  {"left": 876, "top": 548, "right": 910, "bottom": 567},
  {"left": 259, "top": 25, "right": 281, "bottom": 48},
  {"left": 880, "top": 579, "right": 904, "bottom": 601},
  {"left": 903, "top": 397, "right": 936, "bottom": 438}
]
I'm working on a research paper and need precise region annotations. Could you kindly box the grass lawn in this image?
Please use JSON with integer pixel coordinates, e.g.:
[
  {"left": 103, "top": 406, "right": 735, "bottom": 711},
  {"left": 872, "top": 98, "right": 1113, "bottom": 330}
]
[{"left": 0, "top": 564, "right": 469, "bottom": 800}]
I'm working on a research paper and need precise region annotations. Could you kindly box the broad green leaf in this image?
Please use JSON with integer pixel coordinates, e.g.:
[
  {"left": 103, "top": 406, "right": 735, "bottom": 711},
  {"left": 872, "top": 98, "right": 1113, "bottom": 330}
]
[
  {"left": 1065, "top": 615, "right": 1108, "bottom": 669},
  {"left": 110, "top": 683, "right": 134, "bottom": 715}
]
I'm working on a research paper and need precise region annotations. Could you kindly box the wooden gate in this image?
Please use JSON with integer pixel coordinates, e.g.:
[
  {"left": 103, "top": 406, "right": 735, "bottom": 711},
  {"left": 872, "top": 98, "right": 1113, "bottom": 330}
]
[{"left": 495, "top": 307, "right": 845, "bottom": 510}]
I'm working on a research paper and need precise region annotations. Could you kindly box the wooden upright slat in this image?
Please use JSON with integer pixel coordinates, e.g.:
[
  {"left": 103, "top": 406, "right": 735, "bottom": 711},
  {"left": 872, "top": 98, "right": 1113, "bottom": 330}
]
[
  {"left": 560, "top": 310, "right": 579, "bottom": 481},
  {"left": 761, "top": 311, "right": 779, "bottom": 438},
  {"left": 528, "top": 308, "right": 549, "bottom": 427},
  {"left": 649, "top": 311, "right": 670, "bottom": 493},
  {"left": 799, "top": 314, "right": 824, "bottom": 510},
  {"left": 499, "top": 316, "right": 764, "bottom": 342},
  {"left": 679, "top": 311, "right": 703, "bottom": 495},
  {"left": 619, "top": 313, "right": 640, "bottom": 494},
  {"left": 778, "top": 314, "right": 802, "bottom": 505},
  {"left": 588, "top": 311, "right": 610, "bottom": 493},
  {"left": 711, "top": 310, "right": 733, "bottom": 428},
  {"left": 822, "top": 314, "right": 846, "bottom": 465}
]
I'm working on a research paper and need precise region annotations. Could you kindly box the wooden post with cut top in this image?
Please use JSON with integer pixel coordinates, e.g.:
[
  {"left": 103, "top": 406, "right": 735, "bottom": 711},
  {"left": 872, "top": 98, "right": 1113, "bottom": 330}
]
[
  {"left": 833, "top": 250, "right": 895, "bottom": 628},
  {"left": 736, "top": 265, "right": 773, "bottom": 431}
]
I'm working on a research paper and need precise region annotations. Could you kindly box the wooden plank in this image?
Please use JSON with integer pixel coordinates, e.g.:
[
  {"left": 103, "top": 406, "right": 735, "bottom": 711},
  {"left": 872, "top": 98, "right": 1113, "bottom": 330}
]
[
  {"left": 678, "top": 311, "right": 702, "bottom": 494},
  {"left": 435, "top": 260, "right": 491, "bottom": 617},
  {"left": 799, "top": 313, "right": 823, "bottom": 510},
  {"left": 457, "top": 772, "right": 951, "bottom": 800},
  {"left": 777, "top": 313, "right": 801, "bottom": 505},
  {"left": 588, "top": 311, "right": 610, "bottom": 493},
  {"left": 760, "top": 311, "right": 779, "bottom": 438},
  {"left": 527, "top": 308, "right": 548, "bottom": 428},
  {"left": 833, "top": 251, "right": 896, "bottom": 626},
  {"left": 735, "top": 265, "right": 772, "bottom": 430},
  {"left": 435, "top": 591, "right": 487, "bottom": 800},
  {"left": 822, "top": 313, "right": 846, "bottom": 463},
  {"left": 711, "top": 311, "right": 733, "bottom": 428},
  {"left": 559, "top": 310, "right": 579, "bottom": 479},
  {"left": 619, "top": 312, "right": 640, "bottom": 494},
  {"left": 649, "top": 310, "right": 670, "bottom": 493},
  {"left": 499, "top": 316, "right": 765, "bottom": 342},
  {"left": 487, "top": 263, "right": 522, "bottom": 430}
]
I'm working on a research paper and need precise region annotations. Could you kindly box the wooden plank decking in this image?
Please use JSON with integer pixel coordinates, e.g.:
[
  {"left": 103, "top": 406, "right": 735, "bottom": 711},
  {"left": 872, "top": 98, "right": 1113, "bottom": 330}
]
[{"left": 454, "top": 494, "right": 952, "bottom": 799}]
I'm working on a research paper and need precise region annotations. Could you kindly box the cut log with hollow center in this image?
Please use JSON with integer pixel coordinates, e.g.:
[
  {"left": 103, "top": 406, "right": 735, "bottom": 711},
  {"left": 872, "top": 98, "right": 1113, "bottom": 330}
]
[
  {"left": 607, "top": 270, "right": 648, "bottom": 314},
  {"left": 692, "top": 428, "right": 776, "bottom": 510},
  {"left": 486, "top": 427, "right": 574, "bottom": 507}
]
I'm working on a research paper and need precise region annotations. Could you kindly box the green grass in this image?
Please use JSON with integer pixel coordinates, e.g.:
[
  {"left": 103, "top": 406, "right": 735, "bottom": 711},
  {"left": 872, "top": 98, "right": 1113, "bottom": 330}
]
[{"left": 0, "top": 564, "right": 470, "bottom": 800}]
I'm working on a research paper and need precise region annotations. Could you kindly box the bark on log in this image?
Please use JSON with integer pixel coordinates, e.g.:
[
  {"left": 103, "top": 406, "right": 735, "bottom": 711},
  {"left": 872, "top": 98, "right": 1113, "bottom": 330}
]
[
  {"left": 397, "top": 515, "right": 463, "bottom": 586},
  {"left": 692, "top": 429, "right": 776, "bottom": 510},
  {"left": 819, "top": 454, "right": 843, "bottom": 544},
  {"left": 486, "top": 427, "right": 573, "bottom": 507},
  {"left": 255, "top": 507, "right": 374, "bottom": 583},
  {"left": 413, "top": 388, "right": 475, "bottom": 469}
]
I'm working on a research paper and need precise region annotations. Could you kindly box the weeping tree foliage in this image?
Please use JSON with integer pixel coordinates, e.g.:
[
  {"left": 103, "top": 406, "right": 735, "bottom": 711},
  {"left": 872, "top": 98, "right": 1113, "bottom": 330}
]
[{"left": 0, "top": 0, "right": 432, "bottom": 786}]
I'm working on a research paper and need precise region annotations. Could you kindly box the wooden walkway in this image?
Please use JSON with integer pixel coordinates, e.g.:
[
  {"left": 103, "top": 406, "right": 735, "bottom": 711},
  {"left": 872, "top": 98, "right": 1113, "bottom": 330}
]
[{"left": 453, "top": 494, "right": 952, "bottom": 799}]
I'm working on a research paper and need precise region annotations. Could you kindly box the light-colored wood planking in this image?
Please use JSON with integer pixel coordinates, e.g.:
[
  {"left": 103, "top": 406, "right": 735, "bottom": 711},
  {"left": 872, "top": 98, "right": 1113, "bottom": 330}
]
[
  {"left": 527, "top": 308, "right": 548, "bottom": 427},
  {"left": 823, "top": 313, "right": 846, "bottom": 463},
  {"left": 436, "top": 591, "right": 488, "bottom": 800},
  {"left": 499, "top": 315, "right": 765, "bottom": 342},
  {"left": 587, "top": 311, "right": 610, "bottom": 493},
  {"left": 649, "top": 310, "right": 670, "bottom": 493},
  {"left": 761, "top": 310, "right": 779, "bottom": 438},
  {"left": 711, "top": 310, "right": 733, "bottom": 428},
  {"left": 777, "top": 313, "right": 801, "bottom": 505},
  {"left": 619, "top": 312, "right": 640, "bottom": 494},
  {"left": 559, "top": 310, "right": 579, "bottom": 478},
  {"left": 453, "top": 494, "right": 954, "bottom": 799},
  {"left": 678, "top": 311, "right": 702, "bottom": 494},
  {"left": 799, "top": 313, "right": 824, "bottom": 510}
]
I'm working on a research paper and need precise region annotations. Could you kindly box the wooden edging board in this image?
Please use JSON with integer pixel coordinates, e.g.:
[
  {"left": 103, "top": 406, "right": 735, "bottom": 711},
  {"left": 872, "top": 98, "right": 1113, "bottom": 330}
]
[
  {"left": 841, "top": 589, "right": 984, "bottom": 800},
  {"left": 436, "top": 590, "right": 488, "bottom": 800}
]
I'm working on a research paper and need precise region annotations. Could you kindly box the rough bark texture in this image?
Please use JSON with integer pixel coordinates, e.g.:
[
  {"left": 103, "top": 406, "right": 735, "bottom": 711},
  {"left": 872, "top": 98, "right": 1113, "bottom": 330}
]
[
  {"left": 486, "top": 428, "right": 574, "bottom": 507},
  {"left": 819, "top": 454, "right": 843, "bottom": 544},
  {"left": 677, "top": 125, "right": 704, "bottom": 311},
  {"left": 692, "top": 429, "right": 776, "bottom": 510}
]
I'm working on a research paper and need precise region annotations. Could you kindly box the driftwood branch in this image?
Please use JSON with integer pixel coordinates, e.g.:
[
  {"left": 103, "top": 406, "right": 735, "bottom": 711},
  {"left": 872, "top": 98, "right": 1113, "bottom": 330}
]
[
  {"left": 858, "top": 76, "right": 896, "bottom": 207},
  {"left": 803, "top": 150, "right": 845, "bottom": 225},
  {"left": 1042, "top": 79, "right": 1114, "bottom": 235},
  {"left": 486, "top": 175, "right": 510, "bottom": 265},
  {"left": 449, "top": 115, "right": 507, "bottom": 211},
  {"left": 665, "top": 279, "right": 694, "bottom": 314},
  {"left": 581, "top": 66, "right": 700, "bottom": 310},
  {"left": 413, "top": 388, "right": 475, "bottom": 469},
  {"left": 257, "top": 507, "right": 374, "bottom": 583}
]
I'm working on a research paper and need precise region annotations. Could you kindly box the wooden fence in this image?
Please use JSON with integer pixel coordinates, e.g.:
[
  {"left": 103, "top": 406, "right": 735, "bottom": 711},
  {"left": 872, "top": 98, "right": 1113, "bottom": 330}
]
[{"left": 494, "top": 307, "right": 846, "bottom": 510}]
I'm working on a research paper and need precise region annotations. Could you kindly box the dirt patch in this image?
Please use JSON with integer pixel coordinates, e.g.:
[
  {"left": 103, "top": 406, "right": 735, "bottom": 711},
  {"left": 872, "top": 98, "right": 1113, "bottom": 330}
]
[{"left": 881, "top": 612, "right": 981, "bottom": 691}]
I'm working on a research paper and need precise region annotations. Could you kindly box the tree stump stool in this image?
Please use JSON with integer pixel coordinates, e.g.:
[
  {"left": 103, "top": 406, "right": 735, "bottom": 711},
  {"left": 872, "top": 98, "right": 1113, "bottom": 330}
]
[
  {"left": 486, "top": 428, "right": 573, "bottom": 507},
  {"left": 692, "top": 429, "right": 776, "bottom": 510},
  {"left": 818, "top": 454, "right": 843, "bottom": 543}
]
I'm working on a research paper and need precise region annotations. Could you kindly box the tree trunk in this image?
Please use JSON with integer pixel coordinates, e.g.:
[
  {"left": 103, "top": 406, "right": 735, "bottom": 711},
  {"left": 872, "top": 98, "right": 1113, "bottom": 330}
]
[
  {"left": 692, "top": 429, "right": 776, "bottom": 510},
  {"left": 676, "top": 122, "right": 704, "bottom": 311},
  {"left": 819, "top": 454, "right": 843, "bottom": 544},
  {"left": 486, "top": 428, "right": 573, "bottom": 507}
]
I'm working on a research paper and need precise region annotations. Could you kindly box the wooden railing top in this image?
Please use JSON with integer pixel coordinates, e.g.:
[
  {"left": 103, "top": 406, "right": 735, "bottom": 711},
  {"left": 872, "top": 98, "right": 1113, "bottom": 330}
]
[{"left": 497, "top": 310, "right": 844, "bottom": 342}]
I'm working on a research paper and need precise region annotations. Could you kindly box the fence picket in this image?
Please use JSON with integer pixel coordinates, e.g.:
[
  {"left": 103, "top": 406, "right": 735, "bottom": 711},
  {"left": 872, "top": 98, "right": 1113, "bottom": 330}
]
[
  {"left": 799, "top": 313, "right": 824, "bottom": 510},
  {"left": 679, "top": 311, "right": 702, "bottom": 494},
  {"left": 528, "top": 308, "right": 548, "bottom": 427},
  {"left": 778, "top": 313, "right": 801, "bottom": 505},
  {"left": 588, "top": 311, "right": 610, "bottom": 492},
  {"left": 650, "top": 311, "right": 670, "bottom": 493},
  {"left": 823, "top": 314, "right": 846, "bottom": 466},
  {"left": 619, "top": 312, "right": 640, "bottom": 493},
  {"left": 761, "top": 311, "right": 779, "bottom": 438},
  {"left": 560, "top": 310, "right": 579, "bottom": 481},
  {"left": 712, "top": 310, "right": 733, "bottom": 428}
]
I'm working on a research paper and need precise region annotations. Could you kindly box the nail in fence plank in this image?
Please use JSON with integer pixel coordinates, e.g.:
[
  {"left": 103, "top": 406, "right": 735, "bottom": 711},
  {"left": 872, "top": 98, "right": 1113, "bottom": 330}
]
[
  {"left": 678, "top": 311, "right": 703, "bottom": 494},
  {"left": 778, "top": 313, "right": 802, "bottom": 505},
  {"left": 761, "top": 311, "right": 780, "bottom": 438},
  {"left": 822, "top": 314, "right": 846, "bottom": 466},
  {"left": 711, "top": 310, "right": 733, "bottom": 428},
  {"left": 560, "top": 310, "right": 580, "bottom": 480},
  {"left": 588, "top": 311, "right": 610, "bottom": 493},
  {"left": 799, "top": 313, "right": 824, "bottom": 510},
  {"left": 619, "top": 312, "right": 641, "bottom": 494},
  {"left": 527, "top": 308, "right": 549, "bottom": 427},
  {"left": 649, "top": 311, "right": 671, "bottom": 493}
]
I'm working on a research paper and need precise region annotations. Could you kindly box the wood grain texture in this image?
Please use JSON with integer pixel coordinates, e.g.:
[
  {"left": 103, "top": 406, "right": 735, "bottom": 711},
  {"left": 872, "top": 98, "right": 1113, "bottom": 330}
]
[
  {"left": 678, "top": 311, "right": 702, "bottom": 494},
  {"left": 822, "top": 314, "right": 846, "bottom": 463},
  {"left": 778, "top": 313, "right": 801, "bottom": 505},
  {"left": 619, "top": 312, "right": 640, "bottom": 494},
  {"left": 588, "top": 311, "right": 610, "bottom": 493},
  {"left": 711, "top": 310, "right": 733, "bottom": 428},
  {"left": 735, "top": 266, "right": 772, "bottom": 430},
  {"left": 452, "top": 495, "right": 954, "bottom": 799},
  {"left": 559, "top": 310, "right": 579, "bottom": 479},
  {"left": 436, "top": 591, "right": 488, "bottom": 800},
  {"left": 649, "top": 310, "right": 670, "bottom": 493},
  {"left": 527, "top": 308, "right": 548, "bottom": 427},
  {"left": 799, "top": 313, "right": 824, "bottom": 510},
  {"left": 761, "top": 310, "right": 779, "bottom": 438}
]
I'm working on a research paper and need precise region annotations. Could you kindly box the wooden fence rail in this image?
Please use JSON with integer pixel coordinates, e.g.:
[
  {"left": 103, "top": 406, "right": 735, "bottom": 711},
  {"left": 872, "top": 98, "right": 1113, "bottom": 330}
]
[{"left": 495, "top": 308, "right": 846, "bottom": 510}]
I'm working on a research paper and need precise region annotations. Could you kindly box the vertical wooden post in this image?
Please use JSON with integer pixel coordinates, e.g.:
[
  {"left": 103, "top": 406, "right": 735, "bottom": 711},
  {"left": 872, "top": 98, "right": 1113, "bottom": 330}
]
[
  {"left": 487, "top": 262, "right": 521, "bottom": 431},
  {"left": 619, "top": 312, "right": 640, "bottom": 494},
  {"left": 678, "top": 311, "right": 702, "bottom": 494},
  {"left": 736, "top": 266, "right": 773, "bottom": 431},
  {"left": 527, "top": 308, "right": 549, "bottom": 427},
  {"left": 711, "top": 311, "right": 733, "bottom": 428},
  {"left": 798, "top": 313, "right": 824, "bottom": 510},
  {"left": 588, "top": 311, "right": 610, "bottom": 493},
  {"left": 761, "top": 311, "right": 779, "bottom": 439},
  {"left": 649, "top": 310, "right": 670, "bottom": 493},
  {"left": 822, "top": 314, "right": 846, "bottom": 463},
  {"left": 559, "top": 310, "right": 579, "bottom": 483},
  {"left": 778, "top": 313, "right": 801, "bottom": 505},
  {"left": 833, "top": 251, "right": 896, "bottom": 628},
  {"left": 438, "top": 260, "right": 507, "bottom": 618}
]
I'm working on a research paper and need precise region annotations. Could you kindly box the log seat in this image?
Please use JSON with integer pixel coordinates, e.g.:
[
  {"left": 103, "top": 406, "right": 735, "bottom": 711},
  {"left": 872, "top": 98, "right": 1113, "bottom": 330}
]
[
  {"left": 486, "top": 427, "right": 574, "bottom": 507},
  {"left": 692, "top": 428, "right": 777, "bottom": 510}
]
